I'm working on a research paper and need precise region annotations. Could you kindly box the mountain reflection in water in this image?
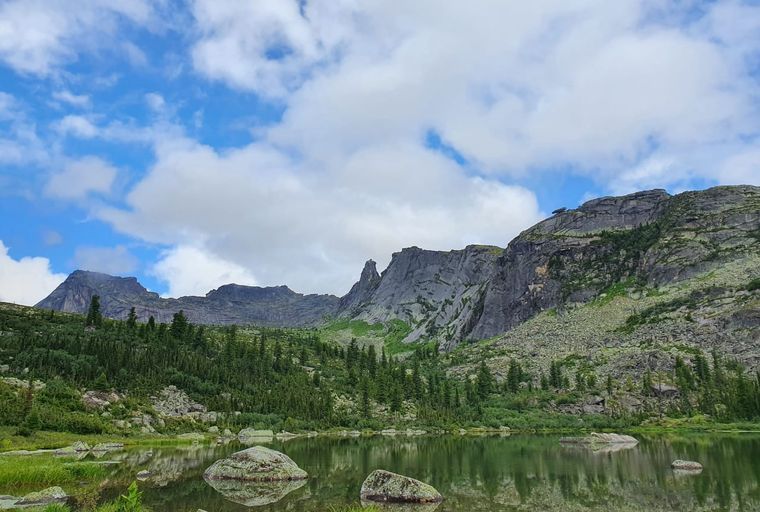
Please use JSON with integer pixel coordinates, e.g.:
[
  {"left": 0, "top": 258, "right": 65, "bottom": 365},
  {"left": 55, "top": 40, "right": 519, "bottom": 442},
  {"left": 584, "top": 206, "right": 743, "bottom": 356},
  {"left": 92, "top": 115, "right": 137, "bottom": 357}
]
[{"left": 17, "top": 434, "right": 760, "bottom": 512}]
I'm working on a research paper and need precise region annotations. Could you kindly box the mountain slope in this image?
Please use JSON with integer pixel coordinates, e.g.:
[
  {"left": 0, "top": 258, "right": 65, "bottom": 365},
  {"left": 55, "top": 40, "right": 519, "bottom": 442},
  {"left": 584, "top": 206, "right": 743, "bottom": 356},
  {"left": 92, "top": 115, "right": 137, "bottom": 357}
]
[
  {"left": 36, "top": 185, "right": 760, "bottom": 350},
  {"left": 37, "top": 270, "right": 340, "bottom": 327}
]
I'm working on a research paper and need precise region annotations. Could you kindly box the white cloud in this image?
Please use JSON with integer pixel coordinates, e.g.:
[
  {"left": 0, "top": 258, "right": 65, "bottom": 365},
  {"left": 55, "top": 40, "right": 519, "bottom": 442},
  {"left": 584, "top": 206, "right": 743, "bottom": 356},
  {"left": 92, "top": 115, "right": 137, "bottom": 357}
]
[
  {"left": 191, "top": 0, "right": 758, "bottom": 181},
  {"left": 151, "top": 245, "right": 258, "bottom": 297},
  {"left": 94, "top": 0, "right": 760, "bottom": 295},
  {"left": 100, "top": 136, "right": 542, "bottom": 295},
  {"left": 0, "top": 240, "right": 66, "bottom": 305},
  {"left": 52, "top": 90, "right": 90, "bottom": 108},
  {"left": 54, "top": 115, "right": 98, "bottom": 138},
  {"left": 45, "top": 156, "right": 117, "bottom": 200},
  {"left": 145, "top": 93, "right": 166, "bottom": 113},
  {"left": 0, "top": 0, "right": 160, "bottom": 76},
  {"left": 73, "top": 245, "right": 138, "bottom": 275}
]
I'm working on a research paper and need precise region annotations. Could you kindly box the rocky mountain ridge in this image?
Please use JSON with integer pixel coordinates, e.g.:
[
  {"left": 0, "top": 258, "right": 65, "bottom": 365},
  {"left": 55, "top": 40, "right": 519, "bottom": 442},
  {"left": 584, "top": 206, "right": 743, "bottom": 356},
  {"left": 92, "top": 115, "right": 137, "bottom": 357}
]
[{"left": 36, "top": 185, "right": 760, "bottom": 350}]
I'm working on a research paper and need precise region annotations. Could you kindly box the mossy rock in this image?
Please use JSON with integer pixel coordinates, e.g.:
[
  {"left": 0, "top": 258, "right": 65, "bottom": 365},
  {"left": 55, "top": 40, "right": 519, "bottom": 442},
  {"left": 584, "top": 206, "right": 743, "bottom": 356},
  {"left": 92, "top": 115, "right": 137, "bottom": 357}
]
[
  {"left": 360, "top": 469, "right": 442, "bottom": 503},
  {"left": 203, "top": 446, "right": 308, "bottom": 481}
]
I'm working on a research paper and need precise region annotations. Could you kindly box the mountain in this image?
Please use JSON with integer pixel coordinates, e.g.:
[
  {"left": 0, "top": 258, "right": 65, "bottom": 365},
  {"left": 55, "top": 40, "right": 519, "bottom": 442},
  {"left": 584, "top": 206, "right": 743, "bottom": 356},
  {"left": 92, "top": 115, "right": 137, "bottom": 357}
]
[
  {"left": 37, "top": 185, "right": 760, "bottom": 350},
  {"left": 37, "top": 270, "right": 340, "bottom": 327}
]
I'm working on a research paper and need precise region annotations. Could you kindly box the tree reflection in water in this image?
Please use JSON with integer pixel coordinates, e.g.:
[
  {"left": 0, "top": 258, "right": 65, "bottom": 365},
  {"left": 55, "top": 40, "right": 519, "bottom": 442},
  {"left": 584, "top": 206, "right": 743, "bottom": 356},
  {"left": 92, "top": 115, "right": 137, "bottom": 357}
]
[{"left": 67, "top": 434, "right": 760, "bottom": 512}]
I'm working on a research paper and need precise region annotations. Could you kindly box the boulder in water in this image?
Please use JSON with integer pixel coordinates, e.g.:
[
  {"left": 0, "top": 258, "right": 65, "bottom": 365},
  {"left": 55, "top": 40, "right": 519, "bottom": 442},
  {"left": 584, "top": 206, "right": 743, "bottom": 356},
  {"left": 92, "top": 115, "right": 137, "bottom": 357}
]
[
  {"left": 16, "top": 486, "right": 67, "bottom": 506},
  {"left": 360, "top": 469, "right": 442, "bottom": 503},
  {"left": 560, "top": 432, "right": 638, "bottom": 445},
  {"left": 203, "top": 446, "right": 308, "bottom": 481},
  {"left": 238, "top": 428, "right": 274, "bottom": 443}
]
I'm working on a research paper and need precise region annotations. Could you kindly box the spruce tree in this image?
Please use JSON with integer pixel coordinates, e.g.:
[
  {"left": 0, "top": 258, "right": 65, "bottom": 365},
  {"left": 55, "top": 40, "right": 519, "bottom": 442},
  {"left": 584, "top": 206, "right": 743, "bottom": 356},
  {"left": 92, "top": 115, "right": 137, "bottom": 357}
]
[
  {"left": 85, "top": 295, "right": 102, "bottom": 327},
  {"left": 126, "top": 307, "right": 137, "bottom": 329}
]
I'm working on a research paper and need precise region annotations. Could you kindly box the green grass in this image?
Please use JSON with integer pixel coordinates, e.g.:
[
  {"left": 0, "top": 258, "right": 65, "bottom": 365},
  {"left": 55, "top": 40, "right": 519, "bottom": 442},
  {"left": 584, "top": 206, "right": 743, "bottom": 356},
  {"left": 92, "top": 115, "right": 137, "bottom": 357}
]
[
  {"left": 0, "top": 427, "right": 205, "bottom": 453},
  {"left": 383, "top": 319, "right": 414, "bottom": 354},
  {"left": 0, "top": 455, "right": 106, "bottom": 486},
  {"left": 323, "top": 319, "right": 386, "bottom": 337}
]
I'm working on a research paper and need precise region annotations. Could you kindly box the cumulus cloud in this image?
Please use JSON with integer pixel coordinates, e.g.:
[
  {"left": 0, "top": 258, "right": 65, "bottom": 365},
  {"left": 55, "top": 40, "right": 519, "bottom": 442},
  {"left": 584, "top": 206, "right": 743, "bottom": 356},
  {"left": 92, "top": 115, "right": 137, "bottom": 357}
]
[
  {"left": 45, "top": 156, "right": 117, "bottom": 200},
  {"left": 150, "top": 245, "right": 258, "bottom": 297},
  {"left": 0, "top": 0, "right": 159, "bottom": 76},
  {"left": 100, "top": 136, "right": 542, "bottom": 295},
  {"left": 54, "top": 115, "right": 98, "bottom": 138},
  {"left": 0, "top": 240, "right": 66, "bottom": 305},
  {"left": 94, "top": 0, "right": 759, "bottom": 295},
  {"left": 73, "top": 245, "right": 138, "bottom": 275},
  {"left": 52, "top": 90, "right": 90, "bottom": 108}
]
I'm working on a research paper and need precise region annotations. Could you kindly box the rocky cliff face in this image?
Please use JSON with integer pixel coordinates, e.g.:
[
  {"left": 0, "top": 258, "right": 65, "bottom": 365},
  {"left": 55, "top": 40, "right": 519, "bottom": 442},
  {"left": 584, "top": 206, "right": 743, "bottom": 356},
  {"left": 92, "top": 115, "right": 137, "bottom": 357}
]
[
  {"left": 338, "top": 245, "right": 501, "bottom": 346},
  {"left": 36, "top": 185, "right": 760, "bottom": 350},
  {"left": 467, "top": 185, "right": 760, "bottom": 340},
  {"left": 37, "top": 270, "right": 340, "bottom": 327}
]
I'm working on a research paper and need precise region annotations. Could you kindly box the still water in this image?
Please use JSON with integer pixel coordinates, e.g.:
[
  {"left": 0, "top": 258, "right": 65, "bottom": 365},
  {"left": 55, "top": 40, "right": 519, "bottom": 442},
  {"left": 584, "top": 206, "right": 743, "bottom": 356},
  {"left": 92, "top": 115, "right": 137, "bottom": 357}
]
[{"left": 25, "top": 434, "right": 760, "bottom": 511}]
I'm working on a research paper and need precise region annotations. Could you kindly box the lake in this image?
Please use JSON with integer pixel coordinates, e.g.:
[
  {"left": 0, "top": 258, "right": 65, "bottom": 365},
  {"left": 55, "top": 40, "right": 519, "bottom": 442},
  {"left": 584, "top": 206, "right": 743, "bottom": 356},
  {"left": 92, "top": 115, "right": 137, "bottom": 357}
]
[{"left": 7, "top": 433, "right": 760, "bottom": 511}]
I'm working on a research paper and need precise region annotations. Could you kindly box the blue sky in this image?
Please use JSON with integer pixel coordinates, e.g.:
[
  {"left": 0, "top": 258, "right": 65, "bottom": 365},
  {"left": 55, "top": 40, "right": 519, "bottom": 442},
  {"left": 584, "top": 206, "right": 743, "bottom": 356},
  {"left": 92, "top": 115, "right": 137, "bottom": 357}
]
[{"left": 0, "top": 0, "right": 758, "bottom": 305}]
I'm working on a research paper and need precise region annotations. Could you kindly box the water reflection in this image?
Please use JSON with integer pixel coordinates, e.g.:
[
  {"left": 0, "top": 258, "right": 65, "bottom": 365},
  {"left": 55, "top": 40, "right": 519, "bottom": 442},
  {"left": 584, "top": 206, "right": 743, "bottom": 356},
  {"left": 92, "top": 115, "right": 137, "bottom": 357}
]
[
  {"left": 204, "top": 478, "right": 307, "bottom": 506},
  {"left": 8, "top": 434, "right": 758, "bottom": 511}
]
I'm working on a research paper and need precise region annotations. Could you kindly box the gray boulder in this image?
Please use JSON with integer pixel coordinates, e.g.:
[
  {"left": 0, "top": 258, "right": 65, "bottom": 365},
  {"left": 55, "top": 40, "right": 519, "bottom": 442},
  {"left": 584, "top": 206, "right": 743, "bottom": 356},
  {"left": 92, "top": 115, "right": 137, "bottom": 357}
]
[
  {"left": 360, "top": 469, "right": 442, "bottom": 503},
  {"left": 92, "top": 442, "right": 124, "bottom": 452},
  {"left": 203, "top": 446, "right": 308, "bottom": 481},
  {"left": 16, "top": 486, "right": 67, "bottom": 506}
]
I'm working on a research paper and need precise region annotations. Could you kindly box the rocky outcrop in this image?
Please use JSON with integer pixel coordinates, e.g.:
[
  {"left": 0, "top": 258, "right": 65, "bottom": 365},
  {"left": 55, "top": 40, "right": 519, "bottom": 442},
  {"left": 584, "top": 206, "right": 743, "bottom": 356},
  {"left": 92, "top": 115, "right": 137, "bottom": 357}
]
[
  {"left": 82, "top": 390, "right": 122, "bottom": 409},
  {"left": 203, "top": 446, "right": 308, "bottom": 481},
  {"left": 35, "top": 185, "right": 760, "bottom": 351},
  {"left": 15, "top": 487, "right": 67, "bottom": 506},
  {"left": 360, "top": 469, "right": 443, "bottom": 503},
  {"left": 37, "top": 271, "right": 340, "bottom": 327},
  {"left": 338, "top": 259, "right": 382, "bottom": 314},
  {"left": 151, "top": 386, "right": 207, "bottom": 418},
  {"left": 339, "top": 245, "right": 501, "bottom": 348},
  {"left": 468, "top": 186, "right": 760, "bottom": 341}
]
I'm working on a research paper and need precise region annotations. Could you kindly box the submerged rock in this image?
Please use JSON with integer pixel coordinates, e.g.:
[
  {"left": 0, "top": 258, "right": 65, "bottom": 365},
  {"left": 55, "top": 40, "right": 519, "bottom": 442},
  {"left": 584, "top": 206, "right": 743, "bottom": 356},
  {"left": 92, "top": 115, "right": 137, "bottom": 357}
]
[
  {"left": 16, "top": 486, "right": 67, "bottom": 506},
  {"left": 204, "top": 477, "right": 307, "bottom": 506},
  {"left": 672, "top": 460, "right": 703, "bottom": 471},
  {"left": 560, "top": 432, "right": 638, "bottom": 445},
  {"left": 360, "top": 469, "right": 443, "bottom": 504},
  {"left": 203, "top": 446, "right": 308, "bottom": 481},
  {"left": 92, "top": 442, "right": 124, "bottom": 452}
]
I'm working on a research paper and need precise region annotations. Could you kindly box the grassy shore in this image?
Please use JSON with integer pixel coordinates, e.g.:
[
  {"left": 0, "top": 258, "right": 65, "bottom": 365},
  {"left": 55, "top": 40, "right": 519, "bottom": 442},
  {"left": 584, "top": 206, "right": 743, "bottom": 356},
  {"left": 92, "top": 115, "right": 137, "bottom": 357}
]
[
  {"left": 0, "top": 427, "right": 204, "bottom": 453},
  {"left": 0, "top": 455, "right": 106, "bottom": 487}
]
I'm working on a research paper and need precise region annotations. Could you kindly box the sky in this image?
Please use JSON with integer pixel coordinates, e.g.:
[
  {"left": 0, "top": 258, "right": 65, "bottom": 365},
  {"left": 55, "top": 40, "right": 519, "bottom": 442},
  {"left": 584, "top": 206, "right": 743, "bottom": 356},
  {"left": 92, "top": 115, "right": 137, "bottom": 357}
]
[{"left": 0, "top": 0, "right": 758, "bottom": 305}]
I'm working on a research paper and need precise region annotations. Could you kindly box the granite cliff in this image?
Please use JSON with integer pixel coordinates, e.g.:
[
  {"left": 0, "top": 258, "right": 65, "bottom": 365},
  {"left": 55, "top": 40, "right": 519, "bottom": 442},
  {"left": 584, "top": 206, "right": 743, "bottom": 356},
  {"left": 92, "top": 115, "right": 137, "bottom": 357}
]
[{"left": 37, "top": 185, "right": 760, "bottom": 352}]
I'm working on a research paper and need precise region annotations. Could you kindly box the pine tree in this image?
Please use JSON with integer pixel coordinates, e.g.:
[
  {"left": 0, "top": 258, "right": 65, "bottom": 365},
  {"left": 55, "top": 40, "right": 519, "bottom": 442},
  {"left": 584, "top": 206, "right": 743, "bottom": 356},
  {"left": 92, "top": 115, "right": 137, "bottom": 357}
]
[
  {"left": 549, "top": 361, "right": 563, "bottom": 389},
  {"left": 507, "top": 359, "right": 521, "bottom": 393},
  {"left": 170, "top": 310, "right": 188, "bottom": 339},
  {"left": 126, "top": 307, "right": 137, "bottom": 329},
  {"left": 93, "top": 371, "right": 109, "bottom": 391},
  {"left": 360, "top": 378, "right": 371, "bottom": 418},
  {"left": 85, "top": 295, "right": 102, "bottom": 327},
  {"left": 476, "top": 362, "right": 493, "bottom": 399}
]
